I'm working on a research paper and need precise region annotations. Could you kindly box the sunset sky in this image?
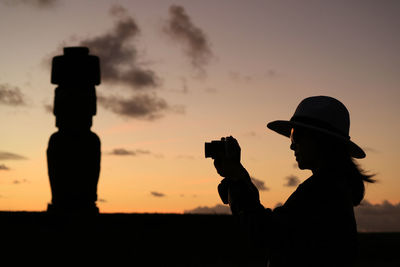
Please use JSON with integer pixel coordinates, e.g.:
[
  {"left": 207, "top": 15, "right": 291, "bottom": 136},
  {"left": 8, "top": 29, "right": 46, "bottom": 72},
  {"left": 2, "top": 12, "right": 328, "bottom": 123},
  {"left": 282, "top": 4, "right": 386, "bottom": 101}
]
[{"left": 0, "top": 0, "right": 399, "bottom": 214}]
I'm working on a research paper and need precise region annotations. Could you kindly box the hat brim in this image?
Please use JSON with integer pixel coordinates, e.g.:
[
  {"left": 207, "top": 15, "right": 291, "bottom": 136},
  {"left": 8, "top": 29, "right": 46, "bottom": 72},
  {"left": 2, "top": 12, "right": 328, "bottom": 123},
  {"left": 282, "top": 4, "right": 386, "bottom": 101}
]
[{"left": 267, "top": 120, "right": 366, "bottom": 159}]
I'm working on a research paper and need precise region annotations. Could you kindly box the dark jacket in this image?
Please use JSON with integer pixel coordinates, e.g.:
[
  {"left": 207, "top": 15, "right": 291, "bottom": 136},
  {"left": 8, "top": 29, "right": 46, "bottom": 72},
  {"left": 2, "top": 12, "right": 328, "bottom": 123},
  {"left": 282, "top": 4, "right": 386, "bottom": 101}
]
[{"left": 218, "top": 169, "right": 358, "bottom": 267}]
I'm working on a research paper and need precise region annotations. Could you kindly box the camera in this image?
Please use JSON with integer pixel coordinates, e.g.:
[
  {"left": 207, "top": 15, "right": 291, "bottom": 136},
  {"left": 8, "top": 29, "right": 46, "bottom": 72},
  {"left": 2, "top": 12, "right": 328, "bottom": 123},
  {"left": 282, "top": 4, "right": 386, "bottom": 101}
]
[{"left": 204, "top": 140, "right": 225, "bottom": 159}]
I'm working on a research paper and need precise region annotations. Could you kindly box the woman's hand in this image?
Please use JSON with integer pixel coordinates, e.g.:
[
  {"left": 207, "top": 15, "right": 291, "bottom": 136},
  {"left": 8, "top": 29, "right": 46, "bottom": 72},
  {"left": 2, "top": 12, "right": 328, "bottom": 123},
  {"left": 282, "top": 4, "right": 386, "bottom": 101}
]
[{"left": 213, "top": 136, "right": 247, "bottom": 181}]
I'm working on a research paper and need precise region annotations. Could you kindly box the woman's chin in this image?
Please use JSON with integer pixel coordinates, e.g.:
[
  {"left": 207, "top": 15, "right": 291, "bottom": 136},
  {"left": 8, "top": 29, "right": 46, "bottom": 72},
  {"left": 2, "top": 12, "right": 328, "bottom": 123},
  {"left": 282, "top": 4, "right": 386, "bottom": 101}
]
[{"left": 296, "top": 160, "right": 310, "bottom": 170}]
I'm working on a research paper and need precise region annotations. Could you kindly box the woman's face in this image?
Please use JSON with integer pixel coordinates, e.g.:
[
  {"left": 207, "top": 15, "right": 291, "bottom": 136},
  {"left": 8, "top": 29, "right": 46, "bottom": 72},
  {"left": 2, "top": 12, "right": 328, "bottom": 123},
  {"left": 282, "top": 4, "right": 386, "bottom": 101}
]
[{"left": 290, "top": 127, "right": 322, "bottom": 171}]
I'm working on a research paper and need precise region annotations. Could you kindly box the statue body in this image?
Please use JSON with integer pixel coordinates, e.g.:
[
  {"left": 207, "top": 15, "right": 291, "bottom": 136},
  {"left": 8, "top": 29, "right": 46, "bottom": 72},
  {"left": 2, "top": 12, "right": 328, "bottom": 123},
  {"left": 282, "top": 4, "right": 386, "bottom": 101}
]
[{"left": 47, "top": 47, "right": 101, "bottom": 214}]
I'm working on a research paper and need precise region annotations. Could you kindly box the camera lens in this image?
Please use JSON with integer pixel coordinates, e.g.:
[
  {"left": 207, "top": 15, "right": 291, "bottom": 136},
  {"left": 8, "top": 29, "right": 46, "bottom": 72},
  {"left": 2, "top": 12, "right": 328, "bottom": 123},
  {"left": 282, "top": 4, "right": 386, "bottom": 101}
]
[{"left": 205, "top": 142, "right": 212, "bottom": 158}]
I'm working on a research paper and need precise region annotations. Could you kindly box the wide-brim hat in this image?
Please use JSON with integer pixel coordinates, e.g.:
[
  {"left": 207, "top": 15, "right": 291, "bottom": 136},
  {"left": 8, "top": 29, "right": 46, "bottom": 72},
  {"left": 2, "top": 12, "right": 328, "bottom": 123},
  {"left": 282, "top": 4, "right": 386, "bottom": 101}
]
[{"left": 267, "top": 96, "right": 366, "bottom": 159}]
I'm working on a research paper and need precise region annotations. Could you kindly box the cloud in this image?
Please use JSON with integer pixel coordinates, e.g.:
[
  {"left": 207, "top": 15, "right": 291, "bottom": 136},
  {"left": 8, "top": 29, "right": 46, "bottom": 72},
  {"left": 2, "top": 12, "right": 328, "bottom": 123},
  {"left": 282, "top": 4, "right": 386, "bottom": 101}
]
[
  {"left": 109, "top": 3, "right": 127, "bottom": 17},
  {"left": 251, "top": 177, "right": 269, "bottom": 191},
  {"left": 98, "top": 93, "right": 175, "bottom": 120},
  {"left": 284, "top": 175, "right": 300, "bottom": 187},
  {"left": 0, "top": 164, "right": 10, "bottom": 170},
  {"left": 53, "top": 4, "right": 184, "bottom": 121},
  {"left": 150, "top": 191, "right": 165, "bottom": 197},
  {"left": 79, "top": 4, "right": 158, "bottom": 90},
  {"left": 266, "top": 69, "right": 278, "bottom": 78},
  {"left": 153, "top": 153, "right": 165, "bottom": 159},
  {"left": 169, "top": 78, "right": 192, "bottom": 94},
  {"left": 180, "top": 77, "right": 189, "bottom": 94},
  {"left": 0, "top": 151, "right": 27, "bottom": 160},
  {"left": 13, "top": 179, "right": 28, "bottom": 185},
  {"left": 163, "top": 5, "right": 212, "bottom": 74},
  {"left": 228, "top": 71, "right": 252, "bottom": 83},
  {"left": 1, "top": 0, "right": 57, "bottom": 8},
  {"left": 0, "top": 84, "right": 26, "bottom": 106},
  {"left": 108, "top": 148, "right": 150, "bottom": 156},
  {"left": 244, "top": 131, "right": 257, "bottom": 137},
  {"left": 75, "top": 4, "right": 183, "bottom": 120},
  {"left": 355, "top": 200, "right": 400, "bottom": 232},
  {"left": 184, "top": 204, "right": 231, "bottom": 215}
]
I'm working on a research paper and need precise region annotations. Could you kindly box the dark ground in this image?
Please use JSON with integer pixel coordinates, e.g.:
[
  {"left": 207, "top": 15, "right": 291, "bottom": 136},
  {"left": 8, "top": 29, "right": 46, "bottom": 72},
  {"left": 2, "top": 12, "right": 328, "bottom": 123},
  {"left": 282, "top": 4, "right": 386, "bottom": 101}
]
[{"left": 0, "top": 212, "right": 398, "bottom": 266}]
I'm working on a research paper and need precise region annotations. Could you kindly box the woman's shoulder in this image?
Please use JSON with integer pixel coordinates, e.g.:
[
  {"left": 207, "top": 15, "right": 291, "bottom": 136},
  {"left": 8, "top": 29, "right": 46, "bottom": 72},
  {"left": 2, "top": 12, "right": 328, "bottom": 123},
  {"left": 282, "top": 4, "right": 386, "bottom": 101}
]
[{"left": 284, "top": 172, "right": 351, "bottom": 208}]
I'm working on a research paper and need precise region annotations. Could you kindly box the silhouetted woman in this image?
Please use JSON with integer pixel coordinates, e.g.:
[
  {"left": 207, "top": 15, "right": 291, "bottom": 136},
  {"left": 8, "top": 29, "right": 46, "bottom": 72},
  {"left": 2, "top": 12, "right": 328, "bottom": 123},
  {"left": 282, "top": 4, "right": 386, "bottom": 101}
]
[{"left": 213, "top": 96, "right": 374, "bottom": 267}]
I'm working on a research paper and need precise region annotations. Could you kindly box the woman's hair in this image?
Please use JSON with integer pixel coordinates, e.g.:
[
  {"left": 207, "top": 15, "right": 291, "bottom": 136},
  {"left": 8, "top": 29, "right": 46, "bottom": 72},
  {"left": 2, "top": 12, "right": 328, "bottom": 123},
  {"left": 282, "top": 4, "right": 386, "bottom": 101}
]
[
  {"left": 342, "top": 157, "right": 375, "bottom": 206},
  {"left": 323, "top": 136, "right": 376, "bottom": 206}
]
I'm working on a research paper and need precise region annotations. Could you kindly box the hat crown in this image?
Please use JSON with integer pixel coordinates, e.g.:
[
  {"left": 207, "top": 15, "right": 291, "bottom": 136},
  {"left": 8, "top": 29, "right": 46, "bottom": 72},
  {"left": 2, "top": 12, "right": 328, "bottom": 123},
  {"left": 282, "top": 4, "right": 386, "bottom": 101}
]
[{"left": 292, "top": 96, "right": 350, "bottom": 137}]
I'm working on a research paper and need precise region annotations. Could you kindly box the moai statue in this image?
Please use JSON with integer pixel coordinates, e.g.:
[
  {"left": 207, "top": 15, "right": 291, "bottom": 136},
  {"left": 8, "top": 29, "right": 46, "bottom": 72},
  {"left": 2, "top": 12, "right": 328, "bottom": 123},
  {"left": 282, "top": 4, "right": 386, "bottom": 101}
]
[{"left": 47, "top": 47, "right": 101, "bottom": 214}]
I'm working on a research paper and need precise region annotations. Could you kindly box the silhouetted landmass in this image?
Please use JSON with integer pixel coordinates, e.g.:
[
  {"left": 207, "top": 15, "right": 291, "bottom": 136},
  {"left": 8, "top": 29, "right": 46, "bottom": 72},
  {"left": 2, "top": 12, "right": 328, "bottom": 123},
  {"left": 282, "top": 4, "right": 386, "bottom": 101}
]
[{"left": 0, "top": 212, "right": 398, "bottom": 266}]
